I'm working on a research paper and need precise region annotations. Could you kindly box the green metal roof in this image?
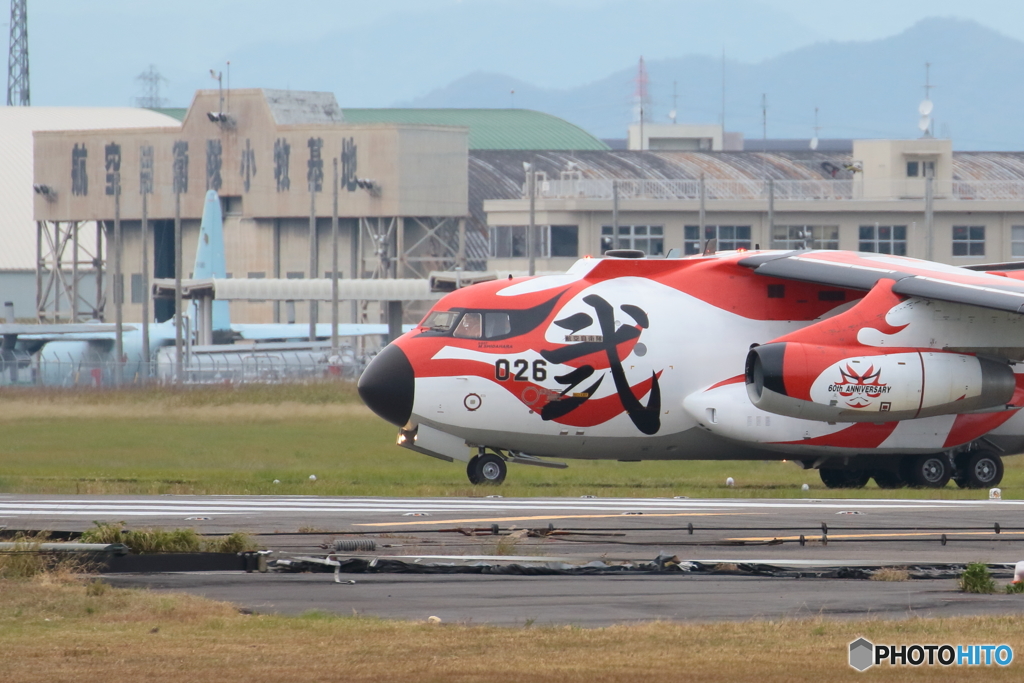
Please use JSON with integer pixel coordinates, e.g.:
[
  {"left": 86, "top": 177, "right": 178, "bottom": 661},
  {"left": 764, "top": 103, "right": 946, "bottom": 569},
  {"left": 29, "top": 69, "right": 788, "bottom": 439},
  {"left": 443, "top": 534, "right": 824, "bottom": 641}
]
[
  {"left": 146, "top": 107, "right": 187, "bottom": 122},
  {"left": 339, "top": 108, "right": 609, "bottom": 151}
]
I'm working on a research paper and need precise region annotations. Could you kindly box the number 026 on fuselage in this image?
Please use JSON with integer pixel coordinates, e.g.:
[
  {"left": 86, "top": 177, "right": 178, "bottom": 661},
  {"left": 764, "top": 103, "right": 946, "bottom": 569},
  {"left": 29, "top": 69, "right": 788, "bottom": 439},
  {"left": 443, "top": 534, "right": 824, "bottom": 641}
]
[{"left": 358, "top": 249, "right": 1024, "bottom": 489}]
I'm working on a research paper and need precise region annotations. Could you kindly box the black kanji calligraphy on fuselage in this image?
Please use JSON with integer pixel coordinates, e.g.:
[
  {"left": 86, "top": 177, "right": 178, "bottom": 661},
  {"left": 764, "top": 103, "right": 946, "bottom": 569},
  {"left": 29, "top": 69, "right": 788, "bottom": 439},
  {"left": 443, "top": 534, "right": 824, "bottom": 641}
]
[{"left": 539, "top": 295, "right": 661, "bottom": 434}]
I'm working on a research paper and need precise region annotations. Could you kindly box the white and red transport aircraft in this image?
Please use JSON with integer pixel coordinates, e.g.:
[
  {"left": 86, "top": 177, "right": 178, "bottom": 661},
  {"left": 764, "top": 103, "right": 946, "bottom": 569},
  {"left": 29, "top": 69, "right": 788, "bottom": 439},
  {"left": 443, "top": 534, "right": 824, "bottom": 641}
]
[{"left": 358, "top": 249, "right": 1024, "bottom": 489}]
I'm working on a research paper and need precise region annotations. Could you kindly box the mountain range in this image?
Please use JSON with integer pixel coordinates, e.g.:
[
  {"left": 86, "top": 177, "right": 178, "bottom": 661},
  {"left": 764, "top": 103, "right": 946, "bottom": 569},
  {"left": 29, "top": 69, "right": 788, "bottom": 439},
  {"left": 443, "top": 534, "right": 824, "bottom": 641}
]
[{"left": 398, "top": 18, "right": 1024, "bottom": 150}]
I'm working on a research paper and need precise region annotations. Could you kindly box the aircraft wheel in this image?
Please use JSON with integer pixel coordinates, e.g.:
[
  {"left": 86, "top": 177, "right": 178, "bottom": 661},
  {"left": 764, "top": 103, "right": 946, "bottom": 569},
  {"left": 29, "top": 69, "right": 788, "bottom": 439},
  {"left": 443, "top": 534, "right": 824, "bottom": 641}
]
[
  {"left": 960, "top": 450, "right": 1004, "bottom": 489},
  {"left": 872, "top": 471, "right": 905, "bottom": 489},
  {"left": 906, "top": 454, "right": 951, "bottom": 488},
  {"left": 819, "top": 469, "right": 868, "bottom": 489},
  {"left": 819, "top": 469, "right": 847, "bottom": 489},
  {"left": 466, "top": 456, "right": 483, "bottom": 485},
  {"left": 468, "top": 453, "right": 506, "bottom": 486},
  {"left": 845, "top": 470, "right": 870, "bottom": 488}
]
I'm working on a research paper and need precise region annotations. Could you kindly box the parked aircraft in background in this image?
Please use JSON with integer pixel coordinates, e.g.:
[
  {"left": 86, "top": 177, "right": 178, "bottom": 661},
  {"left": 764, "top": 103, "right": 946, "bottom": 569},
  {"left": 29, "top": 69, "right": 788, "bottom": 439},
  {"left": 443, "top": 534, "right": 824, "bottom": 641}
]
[
  {"left": 1, "top": 191, "right": 400, "bottom": 386},
  {"left": 359, "top": 248, "right": 1024, "bottom": 489}
]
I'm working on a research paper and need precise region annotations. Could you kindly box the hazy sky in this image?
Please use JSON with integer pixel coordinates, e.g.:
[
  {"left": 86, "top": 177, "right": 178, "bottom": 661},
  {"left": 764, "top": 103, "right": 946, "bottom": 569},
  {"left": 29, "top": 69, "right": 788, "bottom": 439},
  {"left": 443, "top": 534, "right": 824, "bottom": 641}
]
[{"left": 18, "top": 0, "right": 1024, "bottom": 108}]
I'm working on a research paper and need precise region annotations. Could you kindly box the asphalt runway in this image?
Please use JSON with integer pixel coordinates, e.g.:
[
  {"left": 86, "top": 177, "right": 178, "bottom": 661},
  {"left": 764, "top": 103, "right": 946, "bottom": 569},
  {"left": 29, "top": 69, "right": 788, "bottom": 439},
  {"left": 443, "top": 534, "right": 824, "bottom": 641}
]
[{"left": 4, "top": 494, "right": 1024, "bottom": 625}]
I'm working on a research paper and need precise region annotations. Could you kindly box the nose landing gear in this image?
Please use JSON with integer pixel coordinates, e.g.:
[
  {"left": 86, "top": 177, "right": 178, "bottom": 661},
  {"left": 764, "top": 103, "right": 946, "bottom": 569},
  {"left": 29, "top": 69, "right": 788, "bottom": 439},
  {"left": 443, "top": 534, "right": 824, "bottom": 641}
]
[{"left": 467, "top": 452, "right": 507, "bottom": 485}]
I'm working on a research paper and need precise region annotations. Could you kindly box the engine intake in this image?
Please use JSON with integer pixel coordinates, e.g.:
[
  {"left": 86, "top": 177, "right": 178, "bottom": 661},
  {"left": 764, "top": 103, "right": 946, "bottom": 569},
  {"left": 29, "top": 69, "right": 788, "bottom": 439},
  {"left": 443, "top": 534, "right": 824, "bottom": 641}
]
[{"left": 745, "top": 342, "right": 1016, "bottom": 423}]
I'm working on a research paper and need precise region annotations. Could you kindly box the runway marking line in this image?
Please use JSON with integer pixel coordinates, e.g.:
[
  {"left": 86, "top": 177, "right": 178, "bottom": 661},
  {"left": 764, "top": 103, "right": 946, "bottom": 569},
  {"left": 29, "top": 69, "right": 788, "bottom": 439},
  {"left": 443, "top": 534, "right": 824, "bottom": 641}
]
[
  {"left": 355, "top": 512, "right": 756, "bottom": 527},
  {"left": 729, "top": 531, "right": 1024, "bottom": 542}
]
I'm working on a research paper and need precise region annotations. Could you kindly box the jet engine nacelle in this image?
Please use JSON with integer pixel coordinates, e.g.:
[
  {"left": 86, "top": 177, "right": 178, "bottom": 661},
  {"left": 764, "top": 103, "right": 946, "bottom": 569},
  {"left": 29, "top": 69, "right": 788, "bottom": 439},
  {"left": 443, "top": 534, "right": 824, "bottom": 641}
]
[{"left": 745, "top": 342, "right": 1016, "bottom": 423}]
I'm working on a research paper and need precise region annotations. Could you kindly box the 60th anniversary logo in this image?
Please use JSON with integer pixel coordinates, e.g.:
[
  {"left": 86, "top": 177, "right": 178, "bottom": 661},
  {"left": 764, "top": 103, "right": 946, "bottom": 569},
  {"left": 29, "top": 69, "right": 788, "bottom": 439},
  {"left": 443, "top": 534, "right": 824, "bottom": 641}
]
[{"left": 850, "top": 637, "right": 1014, "bottom": 671}]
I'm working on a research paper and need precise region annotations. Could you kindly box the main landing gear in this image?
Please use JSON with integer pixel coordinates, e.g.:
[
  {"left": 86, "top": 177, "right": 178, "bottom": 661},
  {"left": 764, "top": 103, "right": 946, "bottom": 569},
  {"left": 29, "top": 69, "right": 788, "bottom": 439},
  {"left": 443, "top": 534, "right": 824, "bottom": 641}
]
[
  {"left": 818, "top": 449, "right": 1005, "bottom": 490},
  {"left": 953, "top": 449, "right": 1004, "bottom": 489}
]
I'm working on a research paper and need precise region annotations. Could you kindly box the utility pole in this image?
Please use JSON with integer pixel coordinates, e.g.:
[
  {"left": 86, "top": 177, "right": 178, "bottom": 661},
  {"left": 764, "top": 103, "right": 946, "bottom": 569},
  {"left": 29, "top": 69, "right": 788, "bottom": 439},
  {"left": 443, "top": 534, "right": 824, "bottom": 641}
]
[
  {"left": 526, "top": 163, "right": 536, "bottom": 276},
  {"left": 612, "top": 180, "right": 620, "bottom": 250},
  {"left": 141, "top": 189, "right": 150, "bottom": 377},
  {"left": 113, "top": 170, "right": 123, "bottom": 385},
  {"left": 698, "top": 174, "right": 706, "bottom": 248},
  {"left": 925, "top": 176, "right": 934, "bottom": 261},
  {"left": 174, "top": 190, "right": 183, "bottom": 384},
  {"left": 331, "top": 158, "right": 339, "bottom": 355},
  {"left": 6, "top": 0, "right": 29, "bottom": 106},
  {"left": 308, "top": 177, "right": 318, "bottom": 341}
]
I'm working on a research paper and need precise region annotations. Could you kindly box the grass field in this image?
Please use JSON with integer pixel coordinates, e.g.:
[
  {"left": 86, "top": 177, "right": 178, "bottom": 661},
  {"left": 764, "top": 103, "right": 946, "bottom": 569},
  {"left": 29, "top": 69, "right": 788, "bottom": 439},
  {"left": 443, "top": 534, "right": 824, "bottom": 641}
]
[
  {"left": 1, "top": 574, "right": 1022, "bottom": 683},
  {"left": 3, "top": 386, "right": 1023, "bottom": 681},
  {"left": 1, "top": 384, "right": 1021, "bottom": 499}
]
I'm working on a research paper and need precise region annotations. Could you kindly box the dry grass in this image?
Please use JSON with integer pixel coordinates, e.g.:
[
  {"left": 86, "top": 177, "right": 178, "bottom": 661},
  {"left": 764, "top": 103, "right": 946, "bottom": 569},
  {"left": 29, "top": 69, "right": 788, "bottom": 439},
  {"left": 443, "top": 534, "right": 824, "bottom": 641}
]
[
  {"left": 870, "top": 567, "right": 910, "bottom": 582},
  {"left": 0, "top": 533, "right": 89, "bottom": 579},
  {"left": 78, "top": 522, "right": 260, "bottom": 554},
  {"left": 2, "top": 577, "right": 1024, "bottom": 682}
]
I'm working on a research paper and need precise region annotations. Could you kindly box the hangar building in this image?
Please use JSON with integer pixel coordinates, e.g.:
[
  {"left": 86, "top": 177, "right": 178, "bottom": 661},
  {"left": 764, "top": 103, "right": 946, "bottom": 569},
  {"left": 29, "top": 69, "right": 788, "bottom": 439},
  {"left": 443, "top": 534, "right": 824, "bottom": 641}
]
[
  {"left": 28, "top": 90, "right": 605, "bottom": 325},
  {"left": 479, "top": 138, "right": 1024, "bottom": 273}
]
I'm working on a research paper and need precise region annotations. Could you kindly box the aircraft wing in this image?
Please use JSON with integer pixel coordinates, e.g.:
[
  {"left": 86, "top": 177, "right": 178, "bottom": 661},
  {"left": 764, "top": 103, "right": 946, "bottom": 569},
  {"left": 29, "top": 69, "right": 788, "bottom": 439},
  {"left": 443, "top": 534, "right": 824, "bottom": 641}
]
[
  {"left": 739, "top": 250, "right": 1024, "bottom": 315},
  {"left": 1, "top": 324, "right": 138, "bottom": 346},
  {"left": 2, "top": 325, "right": 130, "bottom": 356},
  {"left": 231, "top": 323, "right": 416, "bottom": 341}
]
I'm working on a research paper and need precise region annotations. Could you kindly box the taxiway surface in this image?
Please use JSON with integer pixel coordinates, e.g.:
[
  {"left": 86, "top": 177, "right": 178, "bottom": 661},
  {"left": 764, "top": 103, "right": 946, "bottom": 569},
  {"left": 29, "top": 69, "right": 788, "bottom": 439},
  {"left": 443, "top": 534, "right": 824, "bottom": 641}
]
[{"left": 3, "top": 494, "right": 1023, "bottom": 625}]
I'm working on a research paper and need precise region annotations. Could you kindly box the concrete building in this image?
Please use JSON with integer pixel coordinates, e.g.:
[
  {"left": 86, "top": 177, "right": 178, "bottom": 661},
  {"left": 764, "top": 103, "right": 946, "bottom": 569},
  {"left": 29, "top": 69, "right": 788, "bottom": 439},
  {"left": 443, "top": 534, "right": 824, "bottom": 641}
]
[
  {"left": 28, "top": 91, "right": 610, "bottom": 326},
  {"left": 32, "top": 89, "right": 470, "bottom": 325},
  {"left": 26, "top": 90, "right": 1024, "bottom": 330},
  {"left": 0, "top": 106, "right": 180, "bottom": 319},
  {"left": 626, "top": 123, "right": 743, "bottom": 151},
  {"left": 479, "top": 138, "right": 1024, "bottom": 273}
]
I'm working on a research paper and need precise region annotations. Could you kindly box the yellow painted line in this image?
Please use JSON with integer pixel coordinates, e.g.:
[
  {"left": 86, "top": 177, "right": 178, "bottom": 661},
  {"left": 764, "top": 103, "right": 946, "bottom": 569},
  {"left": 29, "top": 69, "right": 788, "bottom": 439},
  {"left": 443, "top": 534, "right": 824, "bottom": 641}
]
[
  {"left": 355, "top": 512, "right": 756, "bottom": 527},
  {"left": 729, "top": 530, "right": 1024, "bottom": 542}
]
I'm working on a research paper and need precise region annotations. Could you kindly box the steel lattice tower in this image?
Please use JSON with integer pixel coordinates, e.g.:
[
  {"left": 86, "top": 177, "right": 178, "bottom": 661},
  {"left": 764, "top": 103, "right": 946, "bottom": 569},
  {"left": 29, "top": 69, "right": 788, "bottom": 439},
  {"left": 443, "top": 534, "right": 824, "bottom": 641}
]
[{"left": 7, "top": 0, "right": 29, "bottom": 106}]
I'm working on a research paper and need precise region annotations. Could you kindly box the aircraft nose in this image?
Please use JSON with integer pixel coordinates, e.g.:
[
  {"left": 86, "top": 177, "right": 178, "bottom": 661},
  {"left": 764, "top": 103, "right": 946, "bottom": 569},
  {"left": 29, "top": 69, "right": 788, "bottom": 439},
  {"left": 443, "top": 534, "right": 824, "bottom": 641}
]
[{"left": 358, "top": 343, "right": 415, "bottom": 427}]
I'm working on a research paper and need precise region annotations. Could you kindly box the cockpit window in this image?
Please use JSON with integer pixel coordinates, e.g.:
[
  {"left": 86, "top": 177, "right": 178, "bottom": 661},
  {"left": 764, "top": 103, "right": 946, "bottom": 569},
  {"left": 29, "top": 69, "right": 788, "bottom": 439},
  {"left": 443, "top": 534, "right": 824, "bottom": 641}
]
[
  {"left": 453, "top": 312, "right": 482, "bottom": 339},
  {"left": 415, "top": 292, "right": 564, "bottom": 341},
  {"left": 423, "top": 310, "right": 459, "bottom": 331},
  {"left": 484, "top": 312, "right": 511, "bottom": 338}
]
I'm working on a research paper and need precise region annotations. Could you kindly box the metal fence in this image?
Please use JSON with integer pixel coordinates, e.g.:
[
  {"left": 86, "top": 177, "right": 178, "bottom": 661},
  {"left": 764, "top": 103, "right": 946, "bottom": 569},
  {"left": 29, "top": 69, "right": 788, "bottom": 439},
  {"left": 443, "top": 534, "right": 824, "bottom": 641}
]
[
  {"left": 533, "top": 178, "right": 1024, "bottom": 202},
  {"left": 1, "top": 353, "right": 369, "bottom": 388}
]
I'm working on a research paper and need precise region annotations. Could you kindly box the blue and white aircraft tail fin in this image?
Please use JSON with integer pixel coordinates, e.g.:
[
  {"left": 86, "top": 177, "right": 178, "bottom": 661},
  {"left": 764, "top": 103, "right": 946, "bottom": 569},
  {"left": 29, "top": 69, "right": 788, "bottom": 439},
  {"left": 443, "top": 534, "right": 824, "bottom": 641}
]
[{"left": 193, "top": 190, "right": 231, "bottom": 331}]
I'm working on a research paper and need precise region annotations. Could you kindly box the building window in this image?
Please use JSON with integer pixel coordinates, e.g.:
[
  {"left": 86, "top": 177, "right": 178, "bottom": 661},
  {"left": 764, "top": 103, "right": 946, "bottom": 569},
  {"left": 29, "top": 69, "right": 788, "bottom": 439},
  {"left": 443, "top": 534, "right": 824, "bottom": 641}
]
[
  {"left": 906, "top": 160, "right": 935, "bottom": 178},
  {"left": 286, "top": 271, "right": 305, "bottom": 279},
  {"left": 1013, "top": 226, "right": 1024, "bottom": 258},
  {"left": 323, "top": 270, "right": 343, "bottom": 278},
  {"left": 859, "top": 225, "right": 907, "bottom": 255},
  {"left": 549, "top": 225, "right": 578, "bottom": 257},
  {"left": 600, "top": 225, "right": 664, "bottom": 255},
  {"left": 489, "top": 225, "right": 576, "bottom": 259},
  {"left": 684, "top": 225, "right": 751, "bottom": 255},
  {"left": 771, "top": 225, "right": 839, "bottom": 250},
  {"left": 490, "top": 226, "right": 526, "bottom": 258},
  {"left": 953, "top": 226, "right": 985, "bottom": 257},
  {"left": 247, "top": 272, "right": 265, "bottom": 279},
  {"left": 130, "top": 273, "right": 145, "bottom": 304}
]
